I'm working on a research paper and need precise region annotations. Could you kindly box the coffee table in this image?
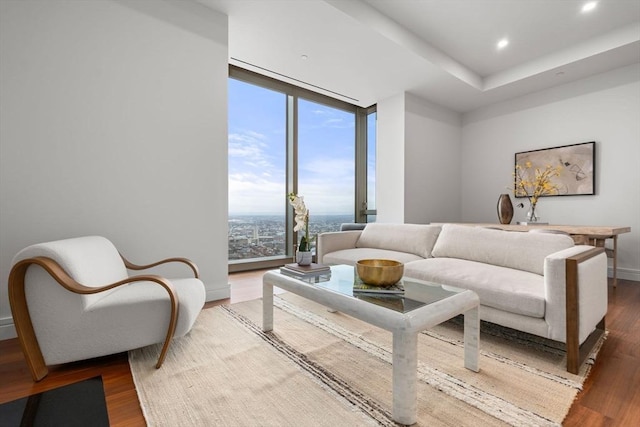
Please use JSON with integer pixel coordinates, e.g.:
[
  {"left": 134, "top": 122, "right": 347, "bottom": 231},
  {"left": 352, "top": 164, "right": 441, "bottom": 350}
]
[{"left": 263, "top": 264, "right": 480, "bottom": 425}]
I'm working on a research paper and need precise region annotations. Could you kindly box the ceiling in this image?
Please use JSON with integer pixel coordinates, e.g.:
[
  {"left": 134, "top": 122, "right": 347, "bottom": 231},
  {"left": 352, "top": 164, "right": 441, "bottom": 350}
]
[{"left": 197, "top": 0, "right": 640, "bottom": 112}]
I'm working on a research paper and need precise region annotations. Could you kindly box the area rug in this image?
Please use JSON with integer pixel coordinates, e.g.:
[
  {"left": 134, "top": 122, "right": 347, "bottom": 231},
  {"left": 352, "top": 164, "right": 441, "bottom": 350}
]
[{"left": 129, "top": 294, "right": 604, "bottom": 426}]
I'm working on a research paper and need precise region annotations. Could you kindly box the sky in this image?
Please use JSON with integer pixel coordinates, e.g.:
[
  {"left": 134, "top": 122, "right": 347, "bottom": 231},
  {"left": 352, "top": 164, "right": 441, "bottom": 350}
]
[{"left": 228, "top": 78, "right": 362, "bottom": 216}]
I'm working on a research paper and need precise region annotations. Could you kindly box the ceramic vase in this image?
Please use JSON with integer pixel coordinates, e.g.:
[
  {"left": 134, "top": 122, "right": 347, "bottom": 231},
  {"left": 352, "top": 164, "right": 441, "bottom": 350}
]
[
  {"left": 296, "top": 250, "right": 313, "bottom": 266},
  {"left": 497, "top": 193, "right": 514, "bottom": 224}
]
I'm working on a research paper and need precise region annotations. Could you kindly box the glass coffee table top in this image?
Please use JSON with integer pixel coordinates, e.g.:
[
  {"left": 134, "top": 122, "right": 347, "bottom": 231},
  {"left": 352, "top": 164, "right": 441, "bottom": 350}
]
[{"left": 307, "top": 264, "right": 462, "bottom": 314}]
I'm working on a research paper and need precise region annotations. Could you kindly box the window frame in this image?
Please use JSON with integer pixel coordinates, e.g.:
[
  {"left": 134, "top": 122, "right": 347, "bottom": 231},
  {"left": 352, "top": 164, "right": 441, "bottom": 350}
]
[{"left": 228, "top": 65, "right": 375, "bottom": 272}]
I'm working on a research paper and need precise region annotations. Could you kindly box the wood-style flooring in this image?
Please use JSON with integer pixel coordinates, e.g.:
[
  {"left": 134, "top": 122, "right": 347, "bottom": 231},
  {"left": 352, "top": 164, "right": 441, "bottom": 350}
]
[{"left": 1, "top": 273, "right": 638, "bottom": 426}]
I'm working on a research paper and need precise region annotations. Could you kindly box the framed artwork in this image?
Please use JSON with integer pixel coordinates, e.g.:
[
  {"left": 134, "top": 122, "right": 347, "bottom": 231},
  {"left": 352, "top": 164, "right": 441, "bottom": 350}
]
[{"left": 514, "top": 141, "right": 595, "bottom": 197}]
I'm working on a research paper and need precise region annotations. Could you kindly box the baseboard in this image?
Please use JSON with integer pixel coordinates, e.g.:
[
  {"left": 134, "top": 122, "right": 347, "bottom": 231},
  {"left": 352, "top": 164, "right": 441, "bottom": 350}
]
[
  {"left": 611, "top": 267, "right": 640, "bottom": 282},
  {"left": 0, "top": 316, "right": 17, "bottom": 341},
  {"left": 206, "top": 282, "right": 231, "bottom": 302}
]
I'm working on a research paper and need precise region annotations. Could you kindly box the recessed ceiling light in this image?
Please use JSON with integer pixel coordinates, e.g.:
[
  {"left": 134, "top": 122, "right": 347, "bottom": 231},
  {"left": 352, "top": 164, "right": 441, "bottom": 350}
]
[
  {"left": 497, "top": 38, "right": 509, "bottom": 50},
  {"left": 300, "top": 54, "right": 309, "bottom": 60},
  {"left": 581, "top": 1, "right": 597, "bottom": 13}
]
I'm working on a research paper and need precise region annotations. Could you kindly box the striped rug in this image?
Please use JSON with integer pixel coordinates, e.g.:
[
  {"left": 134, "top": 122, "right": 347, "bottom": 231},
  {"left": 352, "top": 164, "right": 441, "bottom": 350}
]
[{"left": 130, "top": 293, "right": 604, "bottom": 426}]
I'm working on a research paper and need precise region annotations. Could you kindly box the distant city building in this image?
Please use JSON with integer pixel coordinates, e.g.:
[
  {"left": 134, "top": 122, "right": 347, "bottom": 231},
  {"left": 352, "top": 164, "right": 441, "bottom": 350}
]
[{"left": 228, "top": 214, "right": 354, "bottom": 261}]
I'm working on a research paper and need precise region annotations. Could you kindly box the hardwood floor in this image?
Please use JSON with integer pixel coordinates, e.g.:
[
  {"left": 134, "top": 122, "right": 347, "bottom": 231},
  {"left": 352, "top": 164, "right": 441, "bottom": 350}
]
[
  {"left": 564, "top": 279, "right": 640, "bottom": 426},
  {"left": 1, "top": 274, "right": 638, "bottom": 426}
]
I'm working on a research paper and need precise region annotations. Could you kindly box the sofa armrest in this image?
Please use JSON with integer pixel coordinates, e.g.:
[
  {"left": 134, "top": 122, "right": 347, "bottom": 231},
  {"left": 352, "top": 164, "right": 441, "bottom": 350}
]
[
  {"left": 544, "top": 246, "right": 608, "bottom": 343},
  {"left": 566, "top": 247, "right": 608, "bottom": 372},
  {"left": 316, "top": 231, "right": 362, "bottom": 264},
  {"left": 544, "top": 245, "right": 607, "bottom": 373}
]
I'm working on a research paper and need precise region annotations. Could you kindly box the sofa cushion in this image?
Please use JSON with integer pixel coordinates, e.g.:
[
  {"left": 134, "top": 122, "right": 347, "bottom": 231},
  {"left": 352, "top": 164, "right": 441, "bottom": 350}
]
[
  {"left": 404, "top": 258, "right": 545, "bottom": 318},
  {"left": 431, "top": 224, "right": 574, "bottom": 275},
  {"left": 356, "top": 223, "right": 441, "bottom": 259},
  {"left": 322, "top": 248, "right": 424, "bottom": 266}
]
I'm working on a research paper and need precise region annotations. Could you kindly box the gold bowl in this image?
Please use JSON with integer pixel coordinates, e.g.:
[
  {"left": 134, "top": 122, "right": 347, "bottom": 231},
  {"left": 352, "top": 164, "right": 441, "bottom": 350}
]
[{"left": 356, "top": 259, "right": 404, "bottom": 287}]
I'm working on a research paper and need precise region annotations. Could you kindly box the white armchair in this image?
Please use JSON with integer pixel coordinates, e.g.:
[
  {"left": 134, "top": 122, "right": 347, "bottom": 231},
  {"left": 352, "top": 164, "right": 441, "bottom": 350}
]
[{"left": 9, "top": 236, "right": 206, "bottom": 381}]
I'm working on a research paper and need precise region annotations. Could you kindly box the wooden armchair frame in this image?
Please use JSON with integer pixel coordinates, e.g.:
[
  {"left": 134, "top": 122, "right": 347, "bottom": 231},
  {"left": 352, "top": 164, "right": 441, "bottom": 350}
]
[
  {"left": 565, "top": 247, "right": 606, "bottom": 374},
  {"left": 9, "top": 255, "right": 199, "bottom": 382}
]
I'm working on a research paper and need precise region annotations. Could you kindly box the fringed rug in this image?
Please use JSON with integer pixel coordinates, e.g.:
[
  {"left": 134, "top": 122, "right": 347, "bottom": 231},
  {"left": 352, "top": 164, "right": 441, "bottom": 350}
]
[{"left": 129, "top": 293, "right": 604, "bottom": 426}]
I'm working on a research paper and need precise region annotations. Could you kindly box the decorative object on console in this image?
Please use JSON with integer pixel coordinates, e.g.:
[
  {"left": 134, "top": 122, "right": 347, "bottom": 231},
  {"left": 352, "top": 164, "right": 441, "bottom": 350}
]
[
  {"left": 513, "top": 160, "right": 561, "bottom": 223},
  {"left": 288, "top": 192, "right": 313, "bottom": 265},
  {"left": 496, "top": 193, "right": 514, "bottom": 224}
]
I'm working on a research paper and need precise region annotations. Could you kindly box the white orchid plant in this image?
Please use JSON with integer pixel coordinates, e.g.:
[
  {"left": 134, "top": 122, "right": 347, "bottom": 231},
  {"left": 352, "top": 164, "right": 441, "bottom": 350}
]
[{"left": 287, "top": 192, "right": 311, "bottom": 252}]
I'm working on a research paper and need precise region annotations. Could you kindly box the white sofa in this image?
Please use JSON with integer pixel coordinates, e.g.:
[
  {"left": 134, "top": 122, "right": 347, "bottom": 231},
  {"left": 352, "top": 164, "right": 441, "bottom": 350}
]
[{"left": 317, "top": 223, "right": 608, "bottom": 373}]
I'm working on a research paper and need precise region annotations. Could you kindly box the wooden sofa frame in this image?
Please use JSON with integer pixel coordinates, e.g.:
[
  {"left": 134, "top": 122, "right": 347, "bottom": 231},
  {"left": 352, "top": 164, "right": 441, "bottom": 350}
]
[{"left": 565, "top": 247, "right": 606, "bottom": 374}]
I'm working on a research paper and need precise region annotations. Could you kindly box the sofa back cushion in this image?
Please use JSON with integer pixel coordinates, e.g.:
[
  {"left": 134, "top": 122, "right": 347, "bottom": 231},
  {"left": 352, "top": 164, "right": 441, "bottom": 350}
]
[
  {"left": 355, "top": 223, "right": 441, "bottom": 259},
  {"left": 431, "top": 224, "right": 574, "bottom": 275}
]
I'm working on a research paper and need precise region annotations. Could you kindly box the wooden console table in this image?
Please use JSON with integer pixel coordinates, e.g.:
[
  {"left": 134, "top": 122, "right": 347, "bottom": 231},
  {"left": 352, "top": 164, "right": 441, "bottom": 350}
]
[{"left": 436, "top": 223, "right": 631, "bottom": 286}]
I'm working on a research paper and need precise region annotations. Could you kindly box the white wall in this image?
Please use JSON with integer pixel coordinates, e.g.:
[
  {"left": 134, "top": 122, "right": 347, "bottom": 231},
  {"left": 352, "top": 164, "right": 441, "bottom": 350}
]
[
  {"left": 461, "top": 64, "right": 640, "bottom": 281},
  {"left": 0, "top": 0, "right": 230, "bottom": 339},
  {"left": 377, "top": 92, "right": 462, "bottom": 224},
  {"left": 404, "top": 93, "right": 462, "bottom": 223},
  {"left": 376, "top": 92, "right": 406, "bottom": 223}
]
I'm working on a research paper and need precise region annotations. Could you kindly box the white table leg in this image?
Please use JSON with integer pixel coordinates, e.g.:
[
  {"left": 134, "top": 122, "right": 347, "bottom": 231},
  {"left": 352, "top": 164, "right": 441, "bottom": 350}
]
[
  {"left": 464, "top": 306, "right": 480, "bottom": 372},
  {"left": 263, "top": 281, "right": 273, "bottom": 332},
  {"left": 392, "top": 331, "right": 418, "bottom": 425}
]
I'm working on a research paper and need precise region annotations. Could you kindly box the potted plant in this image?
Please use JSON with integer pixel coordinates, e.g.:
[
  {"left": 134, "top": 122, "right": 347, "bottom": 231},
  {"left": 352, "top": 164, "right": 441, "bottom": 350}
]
[{"left": 287, "top": 192, "right": 312, "bottom": 265}]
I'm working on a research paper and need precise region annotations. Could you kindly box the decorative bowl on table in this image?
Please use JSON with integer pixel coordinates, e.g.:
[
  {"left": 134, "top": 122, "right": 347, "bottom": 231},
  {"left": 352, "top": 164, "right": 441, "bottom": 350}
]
[{"left": 356, "top": 259, "right": 404, "bottom": 287}]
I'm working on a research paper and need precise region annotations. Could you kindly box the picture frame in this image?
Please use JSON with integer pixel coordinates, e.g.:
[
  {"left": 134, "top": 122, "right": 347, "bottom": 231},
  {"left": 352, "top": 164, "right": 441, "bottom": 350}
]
[{"left": 514, "top": 141, "right": 595, "bottom": 197}]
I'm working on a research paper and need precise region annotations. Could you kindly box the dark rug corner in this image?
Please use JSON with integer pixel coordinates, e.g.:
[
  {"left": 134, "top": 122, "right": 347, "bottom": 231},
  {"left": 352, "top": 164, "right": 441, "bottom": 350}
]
[{"left": 0, "top": 376, "right": 109, "bottom": 427}]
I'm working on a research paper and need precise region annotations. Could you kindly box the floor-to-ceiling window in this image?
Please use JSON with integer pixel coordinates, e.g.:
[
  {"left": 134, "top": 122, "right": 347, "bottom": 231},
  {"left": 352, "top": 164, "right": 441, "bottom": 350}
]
[
  {"left": 228, "top": 66, "right": 375, "bottom": 272},
  {"left": 228, "top": 78, "right": 287, "bottom": 262},
  {"left": 298, "top": 98, "right": 355, "bottom": 235}
]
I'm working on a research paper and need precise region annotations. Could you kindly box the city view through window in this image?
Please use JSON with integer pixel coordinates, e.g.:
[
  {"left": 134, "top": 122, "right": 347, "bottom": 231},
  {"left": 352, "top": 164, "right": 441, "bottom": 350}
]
[{"left": 228, "top": 78, "right": 360, "bottom": 262}]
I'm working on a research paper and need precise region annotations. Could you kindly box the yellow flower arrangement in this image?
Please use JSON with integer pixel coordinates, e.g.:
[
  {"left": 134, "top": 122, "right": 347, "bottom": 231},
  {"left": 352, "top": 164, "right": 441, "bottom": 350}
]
[{"left": 514, "top": 161, "right": 562, "bottom": 221}]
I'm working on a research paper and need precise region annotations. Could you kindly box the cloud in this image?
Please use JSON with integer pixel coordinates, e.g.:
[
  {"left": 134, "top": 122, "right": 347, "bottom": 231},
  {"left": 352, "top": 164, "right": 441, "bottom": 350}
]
[
  {"left": 229, "top": 119, "right": 357, "bottom": 215},
  {"left": 229, "top": 154, "right": 357, "bottom": 215},
  {"left": 303, "top": 105, "right": 355, "bottom": 129},
  {"left": 229, "top": 172, "right": 285, "bottom": 214},
  {"left": 229, "top": 129, "right": 281, "bottom": 170}
]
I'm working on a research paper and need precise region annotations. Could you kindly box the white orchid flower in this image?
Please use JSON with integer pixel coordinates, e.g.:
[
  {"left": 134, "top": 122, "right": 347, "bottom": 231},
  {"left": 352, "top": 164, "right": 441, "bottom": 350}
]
[{"left": 288, "top": 192, "right": 311, "bottom": 251}]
